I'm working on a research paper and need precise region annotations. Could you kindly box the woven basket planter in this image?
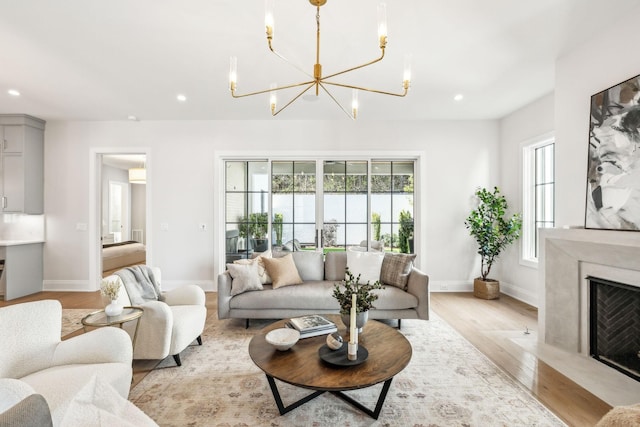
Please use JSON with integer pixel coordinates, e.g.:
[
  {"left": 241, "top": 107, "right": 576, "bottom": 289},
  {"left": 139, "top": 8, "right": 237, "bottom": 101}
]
[{"left": 473, "top": 278, "right": 500, "bottom": 300}]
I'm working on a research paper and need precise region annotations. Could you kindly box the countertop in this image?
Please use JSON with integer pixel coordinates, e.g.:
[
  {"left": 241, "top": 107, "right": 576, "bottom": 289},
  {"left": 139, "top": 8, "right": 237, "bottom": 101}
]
[{"left": 0, "top": 240, "right": 45, "bottom": 246}]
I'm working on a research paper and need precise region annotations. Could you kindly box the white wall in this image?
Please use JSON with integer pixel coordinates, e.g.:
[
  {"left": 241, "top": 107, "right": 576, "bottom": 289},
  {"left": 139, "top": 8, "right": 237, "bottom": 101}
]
[
  {"left": 555, "top": 5, "right": 640, "bottom": 228},
  {"left": 498, "top": 93, "right": 555, "bottom": 306},
  {"left": 43, "top": 119, "right": 499, "bottom": 291}
]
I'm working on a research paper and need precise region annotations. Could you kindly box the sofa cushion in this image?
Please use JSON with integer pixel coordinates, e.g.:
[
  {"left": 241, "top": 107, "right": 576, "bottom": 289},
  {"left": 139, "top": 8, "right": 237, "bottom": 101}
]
[
  {"left": 230, "top": 282, "right": 340, "bottom": 310},
  {"left": 325, "top": 252, "right": 348, "bottom": 281},
  {"left": 380, "top": 253, "right": 417, "bottom": 290},
  {"left": 226, "top": 263, "right": 263, "bottom": 296},
  {"left": 263, "top": 254, "right": 303, "bottom": 289},
  {"left": 346, "top": 249, "right": 384, "bottom": 284},
  {"left": 291, "top": 251, "right": 324, "bottom": 281}
]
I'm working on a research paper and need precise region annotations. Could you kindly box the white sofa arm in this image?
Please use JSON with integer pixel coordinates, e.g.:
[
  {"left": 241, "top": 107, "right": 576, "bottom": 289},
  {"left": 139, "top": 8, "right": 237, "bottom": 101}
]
[
  {"left": 162, "top": 285, "right": 205, "bottom": 306},
  {"left": 407, "top": 267, "right": 430, "bottom": 320},
  {"left": 217, "top": 272, "right": 233, "bottom": 319},
  {"left": 52, "top": 327, "right": 132, "bottom": 366}
]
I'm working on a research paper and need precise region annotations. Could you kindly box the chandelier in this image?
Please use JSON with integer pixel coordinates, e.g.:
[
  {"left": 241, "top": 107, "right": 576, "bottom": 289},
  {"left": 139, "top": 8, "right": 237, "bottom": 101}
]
[{"left": 229, "top": 0, "right": 411, "bottom": 119}]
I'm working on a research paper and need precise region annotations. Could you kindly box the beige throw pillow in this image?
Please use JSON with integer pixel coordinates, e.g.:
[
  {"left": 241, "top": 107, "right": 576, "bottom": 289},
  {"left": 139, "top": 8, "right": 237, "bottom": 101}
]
[
  {"left": 262, "top": 253, "right": 303, "bottom": 289},
  {"left": 380, "top": 253, "right": 416, "bottom": 290},
  {"left": 226, "top": 262, "right": 263, "bottom": 296},
  {"left": 234, "top": 250, "right": 272, "bottom": 284}
]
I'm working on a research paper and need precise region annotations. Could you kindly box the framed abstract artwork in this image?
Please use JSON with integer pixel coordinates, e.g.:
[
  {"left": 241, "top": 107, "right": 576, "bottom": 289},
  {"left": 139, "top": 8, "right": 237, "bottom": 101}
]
[{"left": 586, "top": 74, "right": 640, "bottom": 230}]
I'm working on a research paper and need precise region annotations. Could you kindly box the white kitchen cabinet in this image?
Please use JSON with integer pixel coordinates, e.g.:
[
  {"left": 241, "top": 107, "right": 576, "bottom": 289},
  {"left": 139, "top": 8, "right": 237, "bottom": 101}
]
[{"left": 0, "top": 115, "right": 45, "bottom": 214}]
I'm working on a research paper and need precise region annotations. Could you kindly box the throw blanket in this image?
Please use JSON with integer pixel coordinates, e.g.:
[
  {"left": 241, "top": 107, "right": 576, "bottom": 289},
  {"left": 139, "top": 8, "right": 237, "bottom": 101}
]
[{"left": 115, "top": 266, "right": 163, "bottom": 305}]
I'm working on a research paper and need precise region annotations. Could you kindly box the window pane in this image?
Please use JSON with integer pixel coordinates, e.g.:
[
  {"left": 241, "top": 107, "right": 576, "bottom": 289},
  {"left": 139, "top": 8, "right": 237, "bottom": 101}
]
[
  {"left": 248, "top": 162, "right": 269, "bottom": 192},
  {"left": 294, "top": 194, "right": 315, "bottom": 222},
  {"left": 293, "top": 223, "right": 316, "bottom": 247},
  {"left": 324, "top": 194, "right": 345, "bottom": 222},
  {"left": 371, "top": 195, "right": 392, "bottom": 222},
  {"left": 272, "top": 194, "right": 293, "bottom": 222},
  {"left": 346, "top": 223, "right": 367, "bottom": 246},
  {"left": 346, "top": 161, "right": 368, "bottom": 192},
  {"left": 226, "top": 161, "right": 246, "bottom": 192},
  {"left": 226, "top": 193, "right": 246, "bottom": 223},
  {"left": 324, "top": 161, "right": 346, "bottom": 192},
  {"left": 346, "top": 194, "right": 367, "bottom": 222}
]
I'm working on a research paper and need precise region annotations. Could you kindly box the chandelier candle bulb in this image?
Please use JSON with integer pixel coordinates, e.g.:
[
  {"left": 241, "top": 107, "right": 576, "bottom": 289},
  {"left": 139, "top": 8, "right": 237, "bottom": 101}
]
[
  {"left": 403, "top": 53, "right": 412, "bottom": 87},
  {"left": 270, "top": 83, "right": 277, "bottom": 114},
  {"left": 264, "top": 0, "right": 274, "bottom": 38},
  {"left": 351, "top": 89, "right": 359, "bottom": 119},
  {"left": 229, "top": 57, "right": 237, "bottom": 91},
  {"left": 377, "top": 3, "right": 388, "bottom": 47}
]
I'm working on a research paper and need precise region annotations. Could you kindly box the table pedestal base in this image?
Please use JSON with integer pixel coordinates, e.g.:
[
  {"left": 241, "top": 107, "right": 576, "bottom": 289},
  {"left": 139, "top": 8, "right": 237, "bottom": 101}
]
[{"left": 266, "top": 375, "right": 393, "bottom": 420}]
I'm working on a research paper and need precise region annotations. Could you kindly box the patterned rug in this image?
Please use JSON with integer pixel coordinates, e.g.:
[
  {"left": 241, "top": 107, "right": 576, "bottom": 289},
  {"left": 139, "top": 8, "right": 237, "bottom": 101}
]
[
  {"left": 61, "top": 309, "right": 95, "bottom": 337},
  {"left": 128, "top": 314, "right": 566, "bottom": 427}
]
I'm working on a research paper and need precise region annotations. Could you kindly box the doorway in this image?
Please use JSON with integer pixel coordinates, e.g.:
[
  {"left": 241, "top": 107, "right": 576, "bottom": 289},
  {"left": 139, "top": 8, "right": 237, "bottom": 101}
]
[{"left": 97, "top": 153, "right": 149, "bottom": 278}]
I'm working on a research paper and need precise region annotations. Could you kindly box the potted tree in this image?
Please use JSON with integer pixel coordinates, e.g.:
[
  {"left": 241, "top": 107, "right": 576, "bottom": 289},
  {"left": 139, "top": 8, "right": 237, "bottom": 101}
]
[{"left": 464, "top": 187, "right": 522, "bottom": 299}]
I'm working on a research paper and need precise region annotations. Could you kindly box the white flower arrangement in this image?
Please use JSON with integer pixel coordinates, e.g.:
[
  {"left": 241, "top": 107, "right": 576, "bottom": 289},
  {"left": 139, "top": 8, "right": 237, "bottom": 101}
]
[{"left": 100, "top": 278, "right": 121, "bottom": 300}]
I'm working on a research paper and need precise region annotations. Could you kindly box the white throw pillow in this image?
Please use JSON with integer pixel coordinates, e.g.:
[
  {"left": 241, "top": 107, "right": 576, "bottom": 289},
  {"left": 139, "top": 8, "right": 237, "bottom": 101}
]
[
  {"left": 233, "top": 250, "right": 272, "bottom": 284},
  {"left": 226, "top": 263, "right": 263, "bottom": 296},
  {"left": 346, "top": 249, "right": 384, "bottom": 284}
]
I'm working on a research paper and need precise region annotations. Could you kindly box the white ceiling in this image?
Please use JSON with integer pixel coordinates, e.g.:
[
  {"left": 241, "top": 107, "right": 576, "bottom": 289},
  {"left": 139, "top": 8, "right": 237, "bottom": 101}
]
[{"left": 0, "top": 0, "right": 639, "bottom": 122}]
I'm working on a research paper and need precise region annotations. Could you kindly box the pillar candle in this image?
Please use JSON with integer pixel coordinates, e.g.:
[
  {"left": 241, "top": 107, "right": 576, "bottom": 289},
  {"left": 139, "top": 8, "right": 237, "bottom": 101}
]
[{"left": 350, "top": 293, "right": 357, "bottom": 344}]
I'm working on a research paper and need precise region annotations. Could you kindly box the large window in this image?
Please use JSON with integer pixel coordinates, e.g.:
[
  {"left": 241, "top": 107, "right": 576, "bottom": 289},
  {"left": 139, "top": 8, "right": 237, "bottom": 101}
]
[
  {"left": 225, "top": 161, "right": 269, "bottom": 262},
  {"left": 224, "top": 158, "right": 415, "bottom": 257},
  {"left": 522, "top": 136, "right": 555, "bottom": 263}
]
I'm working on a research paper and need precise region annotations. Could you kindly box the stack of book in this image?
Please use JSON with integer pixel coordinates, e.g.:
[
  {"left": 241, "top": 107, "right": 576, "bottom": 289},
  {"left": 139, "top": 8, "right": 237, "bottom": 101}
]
[{"left": 286, "top": 314, "right": 337, "bottom": 339}]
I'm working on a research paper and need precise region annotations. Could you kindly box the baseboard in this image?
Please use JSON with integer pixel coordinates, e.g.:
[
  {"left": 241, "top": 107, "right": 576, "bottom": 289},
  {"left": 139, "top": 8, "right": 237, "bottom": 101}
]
[
  {"left": 499, "top": 281, "right": 539, "bottom": 307},
  {"left": 43, "top": 280, "right": 94, "bottom": 292},
  {"left": 430, "top": 280, "right": 473, "bottom": 292},
  {"left": 44, "top": 279, "right": 215, "bottom": 293}
]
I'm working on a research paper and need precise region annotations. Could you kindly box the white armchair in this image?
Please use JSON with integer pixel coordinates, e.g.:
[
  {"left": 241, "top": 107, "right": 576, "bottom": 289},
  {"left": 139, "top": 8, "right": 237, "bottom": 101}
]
[
  {"left": 0, "top": 300, "right": 133, "bottom": 426},
  {"left": 106, "top": 266, "right": 207, "bottom": 366}
]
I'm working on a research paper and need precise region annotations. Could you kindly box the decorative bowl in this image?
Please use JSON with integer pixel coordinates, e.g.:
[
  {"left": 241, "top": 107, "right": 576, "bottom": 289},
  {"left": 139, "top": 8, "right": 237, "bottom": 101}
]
[{"left": 265, "top": 328, "right": 300, "bottom": 351}]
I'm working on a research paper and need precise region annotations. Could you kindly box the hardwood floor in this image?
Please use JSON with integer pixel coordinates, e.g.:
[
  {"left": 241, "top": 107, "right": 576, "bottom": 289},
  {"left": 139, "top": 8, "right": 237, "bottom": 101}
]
[
  {"left": 1, "top": 290, "right": 610, "bottom": 425},
  {"left": 430, "top": 292, "right": 611, "bottom": 427}
]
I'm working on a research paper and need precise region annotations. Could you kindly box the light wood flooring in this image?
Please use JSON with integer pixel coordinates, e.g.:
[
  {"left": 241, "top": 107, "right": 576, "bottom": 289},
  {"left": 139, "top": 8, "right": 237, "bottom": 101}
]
[{"left": 1, "top": 291, "right": 610, "bottom": 426}]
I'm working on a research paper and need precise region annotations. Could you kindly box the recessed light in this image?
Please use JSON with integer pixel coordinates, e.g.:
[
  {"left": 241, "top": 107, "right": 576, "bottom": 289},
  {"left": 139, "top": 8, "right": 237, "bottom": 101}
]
[
  {"left": 454, "top": 94, "right": 464, "bottom": 101},
  {"left": 8, "top": 89, "right": 20, "bottom": 97},
  {"left": 127, "top": 115, "right": 139, "bottom": 121},
  {"left": 176, "top": 94, "right": 187, "bottom": 102}
]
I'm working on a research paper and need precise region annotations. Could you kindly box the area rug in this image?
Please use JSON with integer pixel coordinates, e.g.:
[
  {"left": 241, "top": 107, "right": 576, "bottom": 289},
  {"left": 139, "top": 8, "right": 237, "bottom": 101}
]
[
  {"left": 128, "top": 314, "right": 566, "bottom": 427},
  {"left": 61, "top": 308, "right": 95, "bottom": 337}
]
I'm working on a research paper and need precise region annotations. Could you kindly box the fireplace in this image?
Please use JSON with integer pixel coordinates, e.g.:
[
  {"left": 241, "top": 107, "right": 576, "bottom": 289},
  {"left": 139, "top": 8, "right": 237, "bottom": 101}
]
[{"left": 589, "top": 276, "right": 640, "bottom": 382}]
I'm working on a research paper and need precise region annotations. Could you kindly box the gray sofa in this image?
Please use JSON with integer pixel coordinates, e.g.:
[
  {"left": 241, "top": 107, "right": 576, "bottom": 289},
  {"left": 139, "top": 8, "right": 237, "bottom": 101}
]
[{"left": 217, "top": 251, "right": 429, "bottom": 327}]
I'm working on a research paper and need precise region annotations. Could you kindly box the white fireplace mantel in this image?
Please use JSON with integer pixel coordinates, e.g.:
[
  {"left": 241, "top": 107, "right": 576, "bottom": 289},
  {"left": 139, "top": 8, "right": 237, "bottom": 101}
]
[{"left": 539, "top": 227, "right": 640, "bottom": 351}]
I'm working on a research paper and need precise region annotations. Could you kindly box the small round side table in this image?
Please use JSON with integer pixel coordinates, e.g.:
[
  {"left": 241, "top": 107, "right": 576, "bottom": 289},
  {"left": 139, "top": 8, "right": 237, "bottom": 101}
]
[{"left": 81, "top": 306, "right": 144, "bottom": 350}]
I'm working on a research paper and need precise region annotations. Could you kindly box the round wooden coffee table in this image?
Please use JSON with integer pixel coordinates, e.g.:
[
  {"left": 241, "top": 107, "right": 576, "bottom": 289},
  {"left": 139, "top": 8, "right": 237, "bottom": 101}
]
[{"left": 248, "top": 315, "right": 412, "bottom": 419}]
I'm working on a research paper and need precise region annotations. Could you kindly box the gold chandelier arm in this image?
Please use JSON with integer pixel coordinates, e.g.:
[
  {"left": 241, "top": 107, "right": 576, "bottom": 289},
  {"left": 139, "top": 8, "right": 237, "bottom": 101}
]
[
  {"left": 267, "top": 38, "right": 314, "bottom": 79},
  {"left": 322, "top": 80, "right": 409, "bottom": 97},
  {"left": 272, "top": 83, "right": 316, "bottom": 116},
  {"left": 321, "top": 48, "right": 386, "bottom": 81},
  {"left": 231, "top": 79, "right": 315, "bottom": 98},
  {"left": 318, "top": 82, "right": 355, "bottom": 120}
]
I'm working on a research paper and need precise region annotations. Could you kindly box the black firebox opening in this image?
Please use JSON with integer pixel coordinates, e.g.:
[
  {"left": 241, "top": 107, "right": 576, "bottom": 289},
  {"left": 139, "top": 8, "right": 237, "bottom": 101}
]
[{"left": 588, "top": 276, "right": 640, "bottom": 382}]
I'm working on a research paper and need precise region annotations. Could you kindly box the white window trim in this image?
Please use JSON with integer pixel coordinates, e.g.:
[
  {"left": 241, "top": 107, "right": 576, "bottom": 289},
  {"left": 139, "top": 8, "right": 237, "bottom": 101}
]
[{"left": 520, "top": 132, "right": 555, "bottom": 268}]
